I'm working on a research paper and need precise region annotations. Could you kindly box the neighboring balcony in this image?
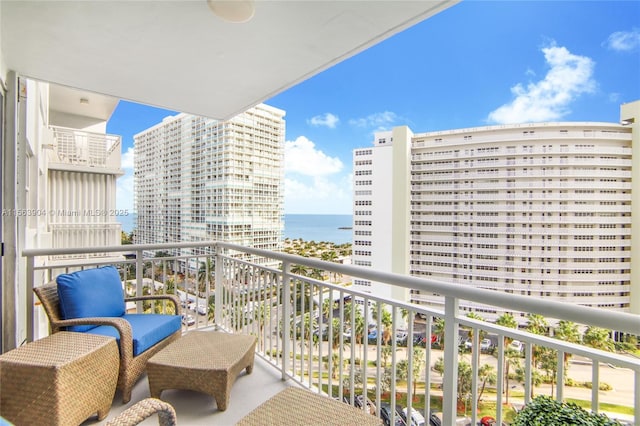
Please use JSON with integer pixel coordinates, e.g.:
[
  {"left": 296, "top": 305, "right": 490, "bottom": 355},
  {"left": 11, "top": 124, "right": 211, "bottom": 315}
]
[
  {"left": 47, "top": 126, "right": 122, "bottom": 171},
  {"left": 23, "top": 242, "right": 640, "bottom": 425}
]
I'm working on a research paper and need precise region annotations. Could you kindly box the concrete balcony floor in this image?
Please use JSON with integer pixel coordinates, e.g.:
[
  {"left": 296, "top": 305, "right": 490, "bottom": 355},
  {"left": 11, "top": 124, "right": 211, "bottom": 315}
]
[{"left": 87, "top": 351, "right": 297, "bottom": 425}]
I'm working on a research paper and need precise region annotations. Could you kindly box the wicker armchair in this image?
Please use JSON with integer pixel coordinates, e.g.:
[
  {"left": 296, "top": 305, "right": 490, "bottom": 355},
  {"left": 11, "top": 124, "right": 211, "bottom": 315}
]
[
  {"left": 34, "top": 278, "right": 182, "bottom": 404},
  {"left": 106, "top": 398, "right": 177, "bottom": 426}
]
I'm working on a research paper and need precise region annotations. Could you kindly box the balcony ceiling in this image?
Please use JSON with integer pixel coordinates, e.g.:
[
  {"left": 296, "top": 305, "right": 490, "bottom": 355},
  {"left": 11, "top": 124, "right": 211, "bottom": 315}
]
[{"left": 2, "top": 0, "right": 457, "bottom": 120}]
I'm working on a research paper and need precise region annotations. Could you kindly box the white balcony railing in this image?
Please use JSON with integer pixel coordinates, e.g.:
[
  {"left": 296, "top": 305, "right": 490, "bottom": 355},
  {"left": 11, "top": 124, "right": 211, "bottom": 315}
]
[
  {"left": 48, "top": 126, "right": 121, "bottom": 169},
  {"left": 23, "top": 242, "right": 640, "bottom": 425}
]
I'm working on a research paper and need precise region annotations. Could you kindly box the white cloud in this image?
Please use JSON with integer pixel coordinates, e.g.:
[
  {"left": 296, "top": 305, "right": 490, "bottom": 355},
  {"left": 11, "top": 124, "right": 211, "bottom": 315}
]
[
  {"left": 488, "top": 44, "right": 596, "bottom": 124},
  {"left": 284, "top": 136, "right": 351, "bottom": 213},
  {"left": 307, "top": 113, "right": 340, "bottom": 129},
  {"left": 121, "top": 146, "right": 135, "bottom": 169},
  {"left": 349, "top": 111, "right": 398, "bottom": 128},
  {"left": 604, "top": 29, "right": 640, "bottom": 52},
  {"left": 285, "top": 136, "right": 343, "bottom": 177},
  {"left": 284, "top": 175, "right": 352, "bottom": 214},
  {"left": 116, "top": 147, "right": 135, "bottom": 213},
  {"left": 116, "top": 172, "right": 134, "bottom": 213}
]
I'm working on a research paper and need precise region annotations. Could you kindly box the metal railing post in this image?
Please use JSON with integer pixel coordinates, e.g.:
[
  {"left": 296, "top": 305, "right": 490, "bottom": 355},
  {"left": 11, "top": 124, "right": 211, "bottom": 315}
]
[
  {"left": 214, "top": 244, "right": 223, "bottom": 330},
  {"left": 135, "top": 248, "right": 143, "bottom": 312},
  {"left": 281, "top": 260, "right": 291, "bottom": 380},
  {"left": 26, "top": 254, "right": 35, "bottom": 343},
  {"left": 442, "top": 296, "right": 459, "bottom": 426},
  {"left": 556, "top": 350, "right": 564, "bottom": 401}
]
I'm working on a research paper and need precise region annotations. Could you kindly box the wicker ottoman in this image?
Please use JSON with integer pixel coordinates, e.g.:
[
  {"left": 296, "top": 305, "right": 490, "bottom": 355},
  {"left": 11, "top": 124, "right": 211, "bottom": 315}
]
[
  {"left": 237, "top": 387, "right": 383, "bottom": 426},
  {"left": 0, "top": 332, "right": 119, "bottom": 426},
  {"left": 147, "top": 331, "right": 256, "bottom": 411}
]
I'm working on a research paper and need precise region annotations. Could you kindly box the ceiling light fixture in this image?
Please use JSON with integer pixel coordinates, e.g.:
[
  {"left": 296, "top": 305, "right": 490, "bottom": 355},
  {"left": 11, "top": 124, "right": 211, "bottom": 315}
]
[
  {"left": 207, "top": 0, "right": 255, "bottom": 23},
  {"left": 79, "top": 98, "right": 89, "bottom": 105}
]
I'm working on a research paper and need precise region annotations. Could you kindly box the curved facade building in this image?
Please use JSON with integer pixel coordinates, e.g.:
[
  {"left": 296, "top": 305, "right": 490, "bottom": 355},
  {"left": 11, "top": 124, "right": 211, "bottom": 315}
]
[
  {"left": 353, "top": 101, "right": 639, "bottom": 324},
  {"left": 410, "top": 122, "right": 632, "bottom": 322}
]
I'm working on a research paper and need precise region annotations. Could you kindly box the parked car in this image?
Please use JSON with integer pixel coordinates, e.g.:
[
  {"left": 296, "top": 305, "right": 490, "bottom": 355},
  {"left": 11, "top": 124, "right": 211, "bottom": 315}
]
[
  {"left": 430, "top": 411, "right": 472, "bottom": 426},
  {"left": 354, "top": 394, "right": 376, "bottom": 415},
  {"left": 395, "top": 330, "right": 408, "bottom": 346},
  {"left": 367, "top": 328, "right": 378, "bottom": 343},
  {"left": 196, "top": 303, "right": 207, "bottom": 315},
  {"left": 413, "top": 334, "right": 427, "bottom": 347},
  {"left": 181, "top": 314, "right": 195, "bottom": 326},
  {"left": 480, "top": 338, "right": 493, "bottom": 352},
  {"left": 312, "top": 323, "right": 329, "bottom": 340},
  {"left": 380, "top": 403, "right": 407, "bottom": 426},
  {"left": 403, "top": 407, "right": 426, "bottom": 426},
  {"left": 478, "top": 415, "right": 506, "bottom": 426},
  {"left": 462, "top": 339, "right": 473, "bottom": 351},
  {"left": 509, "top": 340, "right": 524, "bottom": 352}
]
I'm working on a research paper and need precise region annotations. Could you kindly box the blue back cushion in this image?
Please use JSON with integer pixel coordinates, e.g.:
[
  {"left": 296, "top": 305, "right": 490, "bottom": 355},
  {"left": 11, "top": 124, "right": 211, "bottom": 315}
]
[
  {"left": 56, "top": 266, "right": 125, "bottom": 332},
  {"left": 90, "top": 314, "right": 181, "bottom": 356}
]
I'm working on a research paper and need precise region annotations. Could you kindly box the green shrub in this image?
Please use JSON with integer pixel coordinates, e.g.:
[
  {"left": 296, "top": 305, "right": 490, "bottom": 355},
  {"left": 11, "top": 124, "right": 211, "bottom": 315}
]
[
  {"left": 512, "top": 396, "right": 622, "bottom": 426},
  {"left": 584, "top": 381, "right": 613, "bottom": 391},
  {"left": 599, "top": 382, "right": 613, "bottom": 391}
]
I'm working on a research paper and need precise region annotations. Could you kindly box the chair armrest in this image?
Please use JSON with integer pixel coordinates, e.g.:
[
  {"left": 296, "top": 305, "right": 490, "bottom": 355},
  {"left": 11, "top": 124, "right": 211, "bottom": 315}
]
[
  {"left": 106, "top": 397, "right": 176, "bottom": 426},
  {"left": 53, "top": 316, "right": 134, "bottom": 363},
  {"left": 126, "top": 294, "right": 182, "bottom": 315}
]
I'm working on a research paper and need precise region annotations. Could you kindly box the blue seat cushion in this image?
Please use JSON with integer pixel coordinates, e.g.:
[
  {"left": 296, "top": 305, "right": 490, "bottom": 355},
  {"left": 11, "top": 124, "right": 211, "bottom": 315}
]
[
  {"left": 89, "top": 314, "right": 181, "bottom": 356},
  {"left": 56, "top": 266, "right": 125, "bottom": 332}
]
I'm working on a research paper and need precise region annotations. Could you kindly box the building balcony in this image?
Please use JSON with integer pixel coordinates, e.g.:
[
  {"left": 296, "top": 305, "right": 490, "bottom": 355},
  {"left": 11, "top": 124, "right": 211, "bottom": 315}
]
[
  {"left": 46, "top": 126, "right": 122, "bottom": 173},
  {"left": 21, "top": 242, "right": 640, "bottom": 425}
]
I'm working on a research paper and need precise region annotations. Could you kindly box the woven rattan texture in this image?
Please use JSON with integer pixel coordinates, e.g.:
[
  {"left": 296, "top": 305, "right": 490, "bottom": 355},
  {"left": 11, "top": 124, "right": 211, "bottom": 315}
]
[
  {"left": 147, "top": 331, "right": 256, "bottom": 411},
  {"left": 106, "top": 398, "right": 176, "bottom": 426},
  {"left": 237, "top": 387, "right": 383, "bottom": 426},
  {"left": 0, "top": 332, "right": 119, "bottom": 426},
  {"left": 34, "top": 280, "right": 182, "bottom": 403}
]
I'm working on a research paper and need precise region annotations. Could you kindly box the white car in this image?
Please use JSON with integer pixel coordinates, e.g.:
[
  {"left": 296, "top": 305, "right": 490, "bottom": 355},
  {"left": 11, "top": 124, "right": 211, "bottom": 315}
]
[
  {"left": 197, "top": 303, "right": 207, "bottom": 316},
  {"left": 403, "top": 407, "right": 425, "bottom": 426},
  {"left": 480, "top": 338, "right": 493, "bottom": 352},
  {"left": 181, "top": 314, "right": 195, "bottom": 326},
  {"left": 509, "top": 340, "right": 524, "bottom": 352}
]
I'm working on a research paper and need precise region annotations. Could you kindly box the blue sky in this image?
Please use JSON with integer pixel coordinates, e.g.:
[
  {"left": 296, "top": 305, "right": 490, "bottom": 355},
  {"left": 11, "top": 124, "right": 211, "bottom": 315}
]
[{"left": 108, "top": 1, "right": 640, "bottom": 215}]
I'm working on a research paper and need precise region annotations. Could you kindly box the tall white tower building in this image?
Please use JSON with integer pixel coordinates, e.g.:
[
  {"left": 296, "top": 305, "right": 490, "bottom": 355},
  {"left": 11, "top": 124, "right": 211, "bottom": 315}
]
[
  {"left": 134, "top": 104, "right": 285, "bottom": 260},
  {"left": 352, "top": 127, "right": 412, "bottom": 302},
  {"left": 353, "top": 101, "right": 640, "bottom": 323}
]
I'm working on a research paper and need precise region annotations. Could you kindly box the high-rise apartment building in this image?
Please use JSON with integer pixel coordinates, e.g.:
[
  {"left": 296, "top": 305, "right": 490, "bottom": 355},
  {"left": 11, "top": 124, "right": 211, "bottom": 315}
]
[
  {"left": 134, "top": 104, "right": 285, "bottom": 261},
  {"left": 2, "top": 78, "right": 124, "bottom": 343},
  {"left": 353, "top": 101, "right": 640, "bottom": 323}
]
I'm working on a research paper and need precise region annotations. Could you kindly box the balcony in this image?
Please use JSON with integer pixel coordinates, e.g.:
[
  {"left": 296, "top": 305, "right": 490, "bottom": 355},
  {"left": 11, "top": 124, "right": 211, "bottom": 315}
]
[
  {"left": 22, "top": 242, "right": 640, "bottom": 425},
  {"left": 47, "top": 126, "right": 122, "bottom": 172}
]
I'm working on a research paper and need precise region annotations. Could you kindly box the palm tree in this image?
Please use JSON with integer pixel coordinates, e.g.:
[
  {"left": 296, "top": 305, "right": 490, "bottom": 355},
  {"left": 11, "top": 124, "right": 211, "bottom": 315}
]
[
  {"left": 344, "top": 301, "right": 365, "bottom": 349},
  {"left": 526, "top": 313, "right": 548, "bottom": 369},
  {"left": 536, "top": 346, "right": 558, "bottom": 397},
  {"left": 526, "top": 313, "right": 548, "bottom": 336},
  {"left": 381, "top": 345, "right": 392, "bottom": 368},
  {"left": 290, "top": 263, "right": 308, "bottom": 276},
  {"left": 253, "top": 301, "right": 272, "bottom": 351},
  {"left": 197, "top": 258, "right": 215, "bottom": 294},
  {"left": 371, "top": 302, "right": 393, "bottom": 345},
  {"left": 464, "top": 312, "right": 486, "bottom": 356},
  {"left": 495, "top": 312, "right": 518, "bottom": 404},
  {"left": 553, "top": 320, "right": 581, "bottom": 383},
  {"left": 583, "top": 326, "right": 615, "bottom": 352},
  {"left": 321, "top": 250, "right": 339, "bottom": 281},
  {"left": 410, "top": 347, "right": 425, "bottom": 395},
  {"left": 477, "top": 364, "right": 497, "bottom": 406}
]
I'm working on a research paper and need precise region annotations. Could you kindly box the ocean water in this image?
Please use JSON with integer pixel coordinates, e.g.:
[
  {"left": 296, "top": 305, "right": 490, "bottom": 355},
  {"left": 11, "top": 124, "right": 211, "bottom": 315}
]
[
  {"left": 119, "top": 213, "right": 353, "bottom": 245},
  {"left": 284, "top": 214, "right": 352, "bottom": 244}
]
